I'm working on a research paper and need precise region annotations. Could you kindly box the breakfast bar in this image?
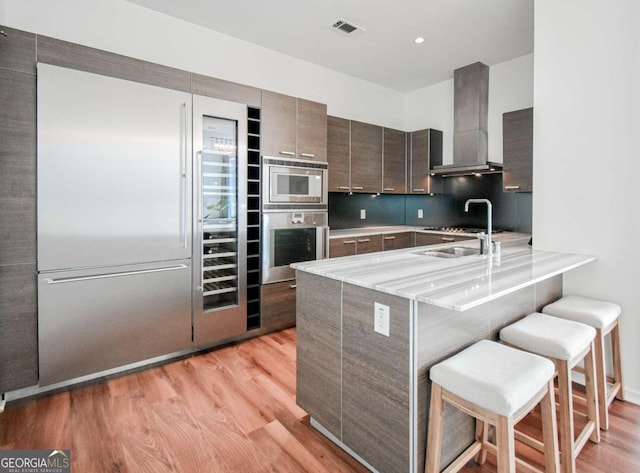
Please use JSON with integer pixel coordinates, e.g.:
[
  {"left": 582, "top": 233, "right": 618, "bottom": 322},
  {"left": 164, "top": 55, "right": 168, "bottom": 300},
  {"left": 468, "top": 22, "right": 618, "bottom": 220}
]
[{"left": 293, "top": 238, "right": 596, "bottom": 473}]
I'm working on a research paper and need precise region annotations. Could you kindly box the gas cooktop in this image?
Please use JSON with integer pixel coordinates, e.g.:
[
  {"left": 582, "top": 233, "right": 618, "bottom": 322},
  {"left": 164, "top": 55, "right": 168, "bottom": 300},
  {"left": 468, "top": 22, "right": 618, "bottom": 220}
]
[{"left": 422, "top": 226, "right": 505, "bottom": 234}]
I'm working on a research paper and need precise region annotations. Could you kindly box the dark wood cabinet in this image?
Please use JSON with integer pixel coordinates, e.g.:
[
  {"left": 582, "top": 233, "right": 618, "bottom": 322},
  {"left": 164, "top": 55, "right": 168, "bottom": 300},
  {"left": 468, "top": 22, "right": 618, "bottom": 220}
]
[
  {"left": 329, "top": 235, "right": 383, "bottom": 257},
  {"left": 415, "top": 233, "right": 473, "bottom": 246},
  {"left": 382, "top": 232, "right": 414, "bottom": 251},
  {"left": 410, "top": 129, "right": 442, "bottom": 194},
  {"left": 262, "top": 91, "right": 327, "bottom": 161},
  {"left": 297, "top": 98, "right": 327, "bottom": 161},
  {"left": 261, "top": 90, "right": 297, "bottom": 158},
  {"left": 383, "top": 128, "right": 406, "bottom": 194},
  {"left": 355, "top": 234, "right": 383, "bottom": 254},
  {"left": 261, "top": 280, "right": 297, "bottom": 330},
  {"left": 327, "top": 116, "right": 351, "bottom": 191},
  {"left": 503, "top": 108, "right": 533, "bottom": 192},
  {"left": 329, "top": 236, "right": 357, "bottom": 258},
  {"left": 350, "top": 121, "right": 382, "bottom": 193}
]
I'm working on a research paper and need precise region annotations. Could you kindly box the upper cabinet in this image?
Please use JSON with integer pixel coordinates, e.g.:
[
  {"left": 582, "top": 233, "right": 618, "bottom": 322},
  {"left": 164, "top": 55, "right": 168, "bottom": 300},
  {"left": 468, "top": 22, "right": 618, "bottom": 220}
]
[
  {"left": 261, "top": 90, "right": 327, "bottom": 161},
  {"left": 297, "top": 98, "right": 327, "bottom": 161},
  {"left": 327, "top": 116, "right": 351, "bottom": 191},
  {"left": 383, "top": 128, "right": 407, "bottom": 194},
  {"left": 410, "top": 129, "right": 442, "bottom": 194},
  {"left": 502, "top": 107, "right": 533, "bottom": 192},
  {"left": 327, "top": 115, "right": 442, "bottom": 195},
  {"left": 350, "top": 121, "right": 382, "bottom": 193}
]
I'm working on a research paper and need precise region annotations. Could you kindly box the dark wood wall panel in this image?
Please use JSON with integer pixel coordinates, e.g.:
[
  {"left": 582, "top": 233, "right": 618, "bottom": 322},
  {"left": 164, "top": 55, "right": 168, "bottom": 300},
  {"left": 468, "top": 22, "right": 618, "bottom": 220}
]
[
  {"left": 342, "top": 284, "right": 411, "bottom": 473},
  {"left": 0, "top": 68, "right": 36, "bottom": 265},
  {"left": 0, "top": 264, "right": 37, "bottom": 391},
  {"left": 0, "top": 26, "right": 36, "bottom": 74},
  {"left": 295, "top": 271, "right": 343, "bottom": 439},
  {"left": 37, "top": 35, "right": 191, "bottom": 93},
  {"left": 191, "top": 72, "right": 261, "bottom": 107}
]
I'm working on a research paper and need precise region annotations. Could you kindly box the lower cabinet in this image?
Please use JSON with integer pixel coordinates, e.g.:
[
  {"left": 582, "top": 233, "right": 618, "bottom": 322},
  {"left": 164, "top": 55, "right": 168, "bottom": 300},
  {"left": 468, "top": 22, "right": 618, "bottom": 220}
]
[
  {"left": 261, "top": 280, "right": 297, "bottom": 330},
  {"left": 383, "top": 232, "right": 415, "bottom": 251},
  {"left": 354, "top": 234, "right": 383, "bottom": 254},
  {"left": 415, "top": 233, "right": 473, "bottom": 246},
  {"left": 329, "top": 235, "right": 384, "bottom": 257},
  {"left": 329, "top": 237, "right": 357, "bottom": 258}
]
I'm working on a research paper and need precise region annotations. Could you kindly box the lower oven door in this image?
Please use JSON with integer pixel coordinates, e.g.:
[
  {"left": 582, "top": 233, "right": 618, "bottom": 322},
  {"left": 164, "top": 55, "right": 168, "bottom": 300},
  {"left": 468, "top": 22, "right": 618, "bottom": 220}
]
[{"left": 262, "top": 212, "right": 328, "bottom": 284}]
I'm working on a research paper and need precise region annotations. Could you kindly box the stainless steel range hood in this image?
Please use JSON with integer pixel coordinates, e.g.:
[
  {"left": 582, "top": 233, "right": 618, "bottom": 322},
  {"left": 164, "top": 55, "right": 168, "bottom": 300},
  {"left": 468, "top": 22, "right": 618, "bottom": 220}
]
[{"left": 430, "top": 62, "right": 502, "bottom": 176}]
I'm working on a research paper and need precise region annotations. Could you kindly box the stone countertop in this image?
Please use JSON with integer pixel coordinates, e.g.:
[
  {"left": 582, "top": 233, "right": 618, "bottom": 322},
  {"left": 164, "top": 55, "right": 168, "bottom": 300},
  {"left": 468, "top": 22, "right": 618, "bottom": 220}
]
[
  {"left": 292, "top": 242, "right": 595, "bottom": 311},
  {"left": 329, "top": 225, "right": 528, "bottom": 239}
]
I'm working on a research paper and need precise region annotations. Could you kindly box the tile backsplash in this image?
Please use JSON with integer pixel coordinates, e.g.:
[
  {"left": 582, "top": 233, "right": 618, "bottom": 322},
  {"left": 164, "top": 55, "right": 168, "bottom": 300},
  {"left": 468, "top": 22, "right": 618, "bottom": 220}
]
[{"left": 328, "top": 174, "right": 532, "bottom": 233}]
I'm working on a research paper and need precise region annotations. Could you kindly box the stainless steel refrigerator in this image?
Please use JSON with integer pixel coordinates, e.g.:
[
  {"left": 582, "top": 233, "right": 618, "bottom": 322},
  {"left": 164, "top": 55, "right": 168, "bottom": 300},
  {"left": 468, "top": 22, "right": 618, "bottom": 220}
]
[{"left": 37, "top": 64, "right": 193, "bottom": 385}]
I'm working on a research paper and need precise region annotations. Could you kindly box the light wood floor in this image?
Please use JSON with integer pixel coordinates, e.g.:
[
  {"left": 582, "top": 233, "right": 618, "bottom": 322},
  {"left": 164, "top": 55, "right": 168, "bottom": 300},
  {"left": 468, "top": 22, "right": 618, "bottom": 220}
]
[{"left": 1, "top": 328, "right": 639, "bottom": 472}]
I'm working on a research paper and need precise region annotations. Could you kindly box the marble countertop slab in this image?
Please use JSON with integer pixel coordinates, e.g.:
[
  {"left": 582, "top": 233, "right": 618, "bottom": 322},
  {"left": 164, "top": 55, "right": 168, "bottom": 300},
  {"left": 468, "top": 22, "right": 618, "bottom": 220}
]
[{"left": 292, "top": 242, "right": 595, "bottom": 311}]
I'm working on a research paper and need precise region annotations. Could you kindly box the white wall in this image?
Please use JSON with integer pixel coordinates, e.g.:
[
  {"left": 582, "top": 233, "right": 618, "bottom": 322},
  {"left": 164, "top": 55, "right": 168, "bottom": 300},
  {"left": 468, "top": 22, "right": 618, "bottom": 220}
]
[
  {"left": 534, "top": 0, "right": 640, "bottom": 402},
  {"left": 2, "top": 0, "right": 405, "bottom": 129},
  {"left": 405, "top": 54, "right": 533, "bottom": 164}
]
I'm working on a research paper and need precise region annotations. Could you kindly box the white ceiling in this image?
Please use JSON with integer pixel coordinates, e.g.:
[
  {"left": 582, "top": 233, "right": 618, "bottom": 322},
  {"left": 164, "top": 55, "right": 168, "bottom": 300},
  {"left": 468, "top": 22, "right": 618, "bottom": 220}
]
[{"left": 125, "top": 0, "right": 534, "bottom": 93}]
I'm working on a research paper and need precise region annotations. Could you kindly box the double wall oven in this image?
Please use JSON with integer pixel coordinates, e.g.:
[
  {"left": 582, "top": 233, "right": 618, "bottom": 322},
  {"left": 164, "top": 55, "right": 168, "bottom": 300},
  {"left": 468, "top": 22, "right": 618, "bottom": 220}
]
[{"left": 261, "top": 157, "right": 329, "bottom": 284}]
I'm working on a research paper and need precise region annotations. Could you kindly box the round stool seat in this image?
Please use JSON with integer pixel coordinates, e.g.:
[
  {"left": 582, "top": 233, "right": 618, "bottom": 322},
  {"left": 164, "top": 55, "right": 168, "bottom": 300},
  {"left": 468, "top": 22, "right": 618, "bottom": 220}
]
[
  {"left": 542, "top": 295, "right": 621, "bottom": 329},
  {"left": 430, "top": 340, "right": 555, "bottom": 416},
  {"left": 500, "top": 313, "right": 595, "bottom": 363}
]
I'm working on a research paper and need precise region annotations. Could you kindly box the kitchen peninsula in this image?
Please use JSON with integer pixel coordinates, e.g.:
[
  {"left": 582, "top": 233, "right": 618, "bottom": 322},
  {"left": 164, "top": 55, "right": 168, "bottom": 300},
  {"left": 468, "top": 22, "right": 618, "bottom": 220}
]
[{"left": 292, "top": 238, "right": 595, "bottom": 473}]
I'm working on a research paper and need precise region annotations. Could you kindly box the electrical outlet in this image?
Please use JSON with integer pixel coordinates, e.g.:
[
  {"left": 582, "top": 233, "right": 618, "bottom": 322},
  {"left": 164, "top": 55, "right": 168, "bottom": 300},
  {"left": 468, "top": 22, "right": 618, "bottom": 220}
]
[
  {"left": 418, "top": 209, "right": 424, "bottom": 218},
  {"left": 360, "top": 209, "right": 366, "bottom": 219},
  {"left": 374, "top": 302, "right": 390, "bottom": 337}
]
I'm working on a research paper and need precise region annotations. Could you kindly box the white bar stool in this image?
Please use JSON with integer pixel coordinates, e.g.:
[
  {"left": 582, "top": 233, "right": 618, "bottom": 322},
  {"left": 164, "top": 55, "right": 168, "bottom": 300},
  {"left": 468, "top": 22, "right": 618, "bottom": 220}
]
[
  {"left": 542, "top": 295, "right": 624, "bottom": 430},
  {"left": 425, "top": 340, "right": 559, "bottom": 473},
  {"left": 500, "top": 313, "right": 600, "bottom": 473}
]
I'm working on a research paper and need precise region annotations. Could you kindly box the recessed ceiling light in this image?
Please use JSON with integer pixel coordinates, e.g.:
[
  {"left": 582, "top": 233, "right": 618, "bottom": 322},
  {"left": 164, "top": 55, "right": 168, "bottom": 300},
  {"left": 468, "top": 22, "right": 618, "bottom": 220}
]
[{"left": 414, "top": 37, "right": 425, "bottom": 44}]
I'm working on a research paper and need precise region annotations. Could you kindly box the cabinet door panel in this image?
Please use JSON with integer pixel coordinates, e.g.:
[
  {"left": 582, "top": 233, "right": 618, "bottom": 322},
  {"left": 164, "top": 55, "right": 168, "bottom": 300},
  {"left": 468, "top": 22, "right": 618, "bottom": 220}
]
[
  {"left": 329, "top": 237, "right": 357, "bottom": 258},
  {"left": 415, "top": 233, "right": 474, "bottom": 246},
  {"left": 327, "top": 116, "right": 351, "bottom": 191},
  {"left": 351, "top": 121, "right": 382, "bottom": 193},
  {"left": 503, "top": 108, "right": 533, "bottom": 192},
  {"left": 382, "top": 232, "right": 414, "bottom": 251},
  {"left": 410, "top": 130, "right": 430, "bottom": 194},
  {"left": 261, "top": 90, "right": 297, "bottom": 157},
  {"left": 356, "top": 234, "right": 383, "bottom": 254},
  {"left": 261, "top": 280, "right": 297, "bottom": 330},
  {"left": 383, "top": 128, "right": 406, "bottom": 194},
  {"left": 297, "top": 99, "right": 327, "bottom": 161}
]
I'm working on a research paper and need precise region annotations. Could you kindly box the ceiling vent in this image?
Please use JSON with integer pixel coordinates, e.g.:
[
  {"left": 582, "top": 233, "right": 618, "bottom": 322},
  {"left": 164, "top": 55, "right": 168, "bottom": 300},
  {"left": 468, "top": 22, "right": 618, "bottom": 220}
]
[{"left": 330, "top": 18, "right": 366, "bottom": 37}]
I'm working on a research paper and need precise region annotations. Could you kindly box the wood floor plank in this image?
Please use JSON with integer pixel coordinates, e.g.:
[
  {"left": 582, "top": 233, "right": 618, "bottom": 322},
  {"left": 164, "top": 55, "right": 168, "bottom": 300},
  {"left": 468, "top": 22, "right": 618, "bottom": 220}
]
[{"left": 0, "top": 327, "right": 638, "bottom": 473}]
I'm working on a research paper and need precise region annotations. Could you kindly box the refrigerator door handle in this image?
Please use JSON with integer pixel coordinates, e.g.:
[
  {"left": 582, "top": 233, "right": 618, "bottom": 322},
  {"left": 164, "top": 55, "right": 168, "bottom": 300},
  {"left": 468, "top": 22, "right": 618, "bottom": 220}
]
[
  {"left": 196, "top": 150, "right": 204, "bottom": 291},
  {"left": 43, "top": 264, "right": 188, "bottom": 284},
  {"left": 181, "top": 102, "right": 189, "bottom": 249}
]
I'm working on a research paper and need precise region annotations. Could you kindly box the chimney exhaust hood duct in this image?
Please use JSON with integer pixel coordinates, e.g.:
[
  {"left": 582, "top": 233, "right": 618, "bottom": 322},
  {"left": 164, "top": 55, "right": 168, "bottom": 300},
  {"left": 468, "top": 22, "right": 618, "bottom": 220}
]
[{"left": 430, "top": 62, "right": 502, "bottom": 176}]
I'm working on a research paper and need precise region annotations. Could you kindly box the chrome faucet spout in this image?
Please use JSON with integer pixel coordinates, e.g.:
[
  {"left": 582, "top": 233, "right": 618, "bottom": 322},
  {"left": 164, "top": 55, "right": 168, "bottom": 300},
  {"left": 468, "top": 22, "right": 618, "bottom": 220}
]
[{"left": 464, "top": 199, "right": 493, "bottom": 257}]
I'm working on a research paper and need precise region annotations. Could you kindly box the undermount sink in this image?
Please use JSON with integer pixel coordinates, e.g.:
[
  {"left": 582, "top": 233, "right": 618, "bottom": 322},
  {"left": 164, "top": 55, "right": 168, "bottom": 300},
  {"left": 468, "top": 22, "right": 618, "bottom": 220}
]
[{"left": 414, "top": 246, "right": 479, "bottom": 258}]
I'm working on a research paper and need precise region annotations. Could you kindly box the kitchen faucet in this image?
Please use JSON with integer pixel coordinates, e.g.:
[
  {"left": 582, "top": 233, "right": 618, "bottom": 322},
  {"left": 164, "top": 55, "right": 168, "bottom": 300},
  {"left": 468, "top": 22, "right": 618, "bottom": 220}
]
[{"left": 464, "top": 199, "right": 493, "bottom": 257}]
